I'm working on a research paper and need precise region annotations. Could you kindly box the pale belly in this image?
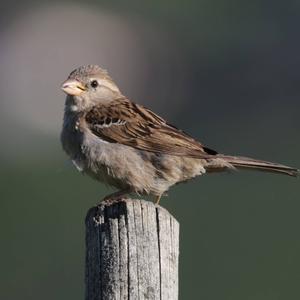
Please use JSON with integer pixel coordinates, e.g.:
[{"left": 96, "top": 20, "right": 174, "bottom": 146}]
[{"left": 62, "top": 112, "right": 207, "bottom": 196}]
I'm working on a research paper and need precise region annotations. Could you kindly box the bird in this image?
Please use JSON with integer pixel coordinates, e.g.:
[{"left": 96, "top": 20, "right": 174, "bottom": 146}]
[{"left": 61, "top": 65, "right": 299, "bottom": 204}]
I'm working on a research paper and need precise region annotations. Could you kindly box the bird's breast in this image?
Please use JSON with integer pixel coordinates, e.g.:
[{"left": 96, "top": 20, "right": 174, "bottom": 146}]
[{"left": 61, "top": 111, "right": 85, "bottom": 160}]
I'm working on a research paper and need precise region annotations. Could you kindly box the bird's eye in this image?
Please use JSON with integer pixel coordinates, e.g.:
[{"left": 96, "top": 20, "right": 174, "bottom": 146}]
[{"left": 91, "top": 80, "right": 99, "bottom": 88}]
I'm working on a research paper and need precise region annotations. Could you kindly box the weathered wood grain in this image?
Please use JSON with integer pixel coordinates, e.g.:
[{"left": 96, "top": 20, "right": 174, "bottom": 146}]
[{"left": 85, "top": 198, "right": 179, "bottom": 300}]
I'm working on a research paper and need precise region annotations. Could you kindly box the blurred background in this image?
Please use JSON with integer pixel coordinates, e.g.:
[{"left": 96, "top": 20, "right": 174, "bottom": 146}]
[{"left": 1, "top": 0, "right": 299, "bottom": 299}]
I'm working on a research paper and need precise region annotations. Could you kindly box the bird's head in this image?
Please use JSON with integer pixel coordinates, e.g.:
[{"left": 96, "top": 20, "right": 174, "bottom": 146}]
[{"left": 61, "top": 65, "right": 121, "bottom": 111}]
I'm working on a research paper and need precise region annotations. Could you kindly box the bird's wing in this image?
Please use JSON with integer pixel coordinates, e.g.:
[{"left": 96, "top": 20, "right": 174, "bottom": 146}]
[{"left": 84, "top": 98, "right": 217, "bottom": 158}]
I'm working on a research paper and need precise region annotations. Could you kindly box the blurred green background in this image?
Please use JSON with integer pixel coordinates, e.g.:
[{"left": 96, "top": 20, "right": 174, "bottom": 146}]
[{"left": 1, "top": 0, "right": 299, "bottom": 299}]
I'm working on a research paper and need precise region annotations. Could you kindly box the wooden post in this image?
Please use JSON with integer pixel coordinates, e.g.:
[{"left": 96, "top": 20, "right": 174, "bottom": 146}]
[{"left": 85, "top": 198, "right": 179, "bottom": 300}]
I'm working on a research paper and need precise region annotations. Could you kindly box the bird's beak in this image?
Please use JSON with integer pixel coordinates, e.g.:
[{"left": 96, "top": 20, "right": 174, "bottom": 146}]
[{"left": 61, "top": 79, "right": 86, "bottom": 96}]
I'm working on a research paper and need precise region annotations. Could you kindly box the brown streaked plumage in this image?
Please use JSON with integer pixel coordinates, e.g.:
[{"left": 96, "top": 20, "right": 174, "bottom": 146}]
[
  {"left": 85, "top": 98, "right": 217, "bottom": 159},
  {"left": 61, "top": 65, "right": 299, "bottom": 204}
]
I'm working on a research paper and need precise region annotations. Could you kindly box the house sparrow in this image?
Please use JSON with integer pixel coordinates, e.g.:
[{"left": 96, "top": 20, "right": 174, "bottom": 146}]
[{"left": 61, "top": 65, "right": 298, "bottom": 204}]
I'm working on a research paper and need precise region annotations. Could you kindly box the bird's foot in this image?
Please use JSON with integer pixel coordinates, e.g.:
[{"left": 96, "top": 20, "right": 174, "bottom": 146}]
[
  {"left": 99, "top": 189, "right": 131, "bottom": 206},
  {"left": 93, "top": 190, "right": 131, "bottom": 225},
  {"left": 154, "top": 194, "right": 163, "bottom": 205}
]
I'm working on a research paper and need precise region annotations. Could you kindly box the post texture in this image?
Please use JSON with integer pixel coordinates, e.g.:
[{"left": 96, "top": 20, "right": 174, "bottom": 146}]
[{"left": 85, "top": 198, "right": 179, "bottom": 300}]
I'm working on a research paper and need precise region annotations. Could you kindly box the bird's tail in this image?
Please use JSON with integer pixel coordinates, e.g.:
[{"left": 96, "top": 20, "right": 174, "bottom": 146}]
[{"left": 218, "top": 155, "right": 299, "bottom": 177}]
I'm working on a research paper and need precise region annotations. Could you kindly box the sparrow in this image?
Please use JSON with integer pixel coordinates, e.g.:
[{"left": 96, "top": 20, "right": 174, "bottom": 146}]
[{"left": 61, "top": 65, "right": 299, "bottom": 204}]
